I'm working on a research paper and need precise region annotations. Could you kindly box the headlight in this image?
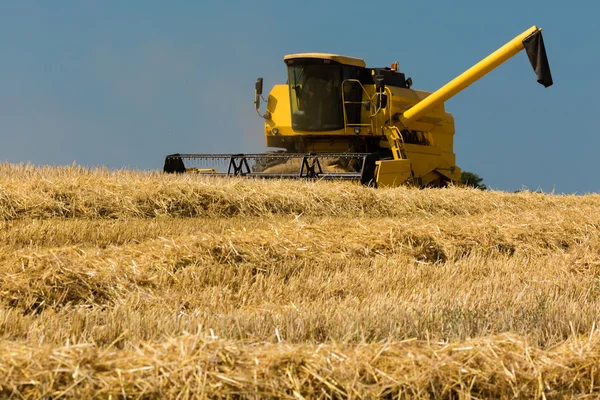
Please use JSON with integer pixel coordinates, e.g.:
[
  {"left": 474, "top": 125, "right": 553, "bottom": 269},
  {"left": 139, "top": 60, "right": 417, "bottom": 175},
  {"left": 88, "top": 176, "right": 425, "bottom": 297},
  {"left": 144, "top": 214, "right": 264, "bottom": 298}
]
[
  {"left": 354, "top": 128, "right": 361, "bottom": 134},
  {"left": 272, "top": 128, "right": 279, "bottom": 135}
]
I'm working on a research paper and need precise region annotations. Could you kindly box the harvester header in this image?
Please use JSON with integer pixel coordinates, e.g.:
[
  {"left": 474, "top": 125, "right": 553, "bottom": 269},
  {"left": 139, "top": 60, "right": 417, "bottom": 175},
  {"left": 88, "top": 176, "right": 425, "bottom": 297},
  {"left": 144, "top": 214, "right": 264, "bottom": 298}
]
[{"left": 165, "top": 26, "right": 552, "bottom": 187}]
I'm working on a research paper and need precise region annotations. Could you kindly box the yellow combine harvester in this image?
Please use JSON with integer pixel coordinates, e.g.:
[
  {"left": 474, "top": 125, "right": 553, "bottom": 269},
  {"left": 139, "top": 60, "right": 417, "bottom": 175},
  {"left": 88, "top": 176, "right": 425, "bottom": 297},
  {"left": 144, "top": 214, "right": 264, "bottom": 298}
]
[{"left": 165, "top": 26, "right": 552, "bottom": 187}]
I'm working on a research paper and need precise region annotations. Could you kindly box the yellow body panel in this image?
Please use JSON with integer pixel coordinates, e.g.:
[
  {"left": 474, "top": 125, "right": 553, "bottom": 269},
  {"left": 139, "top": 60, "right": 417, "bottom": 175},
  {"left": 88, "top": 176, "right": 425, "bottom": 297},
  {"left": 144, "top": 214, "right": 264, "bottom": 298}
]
[{"left": 375, "top": 159, "right": 412, "bottom": 187}]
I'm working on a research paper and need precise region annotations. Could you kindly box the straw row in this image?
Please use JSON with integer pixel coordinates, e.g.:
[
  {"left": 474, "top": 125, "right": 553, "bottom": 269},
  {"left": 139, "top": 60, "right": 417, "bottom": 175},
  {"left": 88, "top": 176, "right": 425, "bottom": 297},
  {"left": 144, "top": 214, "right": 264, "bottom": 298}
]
[
  {"left": 0, "top": 163, "right": 598, "bottom": 220},
  {"left": 1, "top": 216, "right": 599, "bottom": 347},
  {"left": 2, "top": 332, "right": 600, "bottom": 399}
]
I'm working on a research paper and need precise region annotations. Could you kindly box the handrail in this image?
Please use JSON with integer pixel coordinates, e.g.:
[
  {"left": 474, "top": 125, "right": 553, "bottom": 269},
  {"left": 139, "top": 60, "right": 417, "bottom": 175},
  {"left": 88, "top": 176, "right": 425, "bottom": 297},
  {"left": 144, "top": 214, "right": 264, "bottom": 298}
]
[
  {"left": 341, "top": 79, "right": 397, "bottom": 135},
  {"left": 341, "top": 79, "right": 374, "bottom": 134}
]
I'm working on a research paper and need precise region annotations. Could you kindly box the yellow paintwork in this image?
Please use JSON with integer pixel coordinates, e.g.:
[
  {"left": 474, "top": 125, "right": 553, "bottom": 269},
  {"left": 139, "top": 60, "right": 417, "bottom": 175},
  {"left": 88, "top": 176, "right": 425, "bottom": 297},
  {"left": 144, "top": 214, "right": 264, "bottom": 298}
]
[
  {"left": 284, "top": 53, "right": 366, "bottom": 68},
  {"left": 262, "top": 26, "right": 544, "bottom": 187},
  {"left": 375, "top": 159, "right": 412, "bottom": 188}
]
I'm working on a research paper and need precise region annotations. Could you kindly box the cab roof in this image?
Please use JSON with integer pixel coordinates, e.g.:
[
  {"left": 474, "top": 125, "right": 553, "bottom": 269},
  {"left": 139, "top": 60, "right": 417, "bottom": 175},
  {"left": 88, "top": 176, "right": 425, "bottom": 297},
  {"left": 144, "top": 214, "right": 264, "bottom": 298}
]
[{"left": 284, "top": 53, "right": 366, "bottom": 68}]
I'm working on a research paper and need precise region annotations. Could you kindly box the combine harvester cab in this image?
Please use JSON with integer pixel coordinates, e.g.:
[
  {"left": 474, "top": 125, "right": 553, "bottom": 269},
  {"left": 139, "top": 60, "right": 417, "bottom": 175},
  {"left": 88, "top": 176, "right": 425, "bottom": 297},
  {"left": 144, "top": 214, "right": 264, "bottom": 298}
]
[{"left": 165, "top": 26, "right": 552, "bottom": 188}]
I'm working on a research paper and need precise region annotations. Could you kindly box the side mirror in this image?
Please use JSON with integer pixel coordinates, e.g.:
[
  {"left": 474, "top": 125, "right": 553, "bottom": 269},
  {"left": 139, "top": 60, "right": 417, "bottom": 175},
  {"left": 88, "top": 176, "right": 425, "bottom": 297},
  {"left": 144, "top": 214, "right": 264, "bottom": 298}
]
[
  {"left": 375, "top": 75, "right": 385, "bottom": 93},
  {"left": 254, "top": 77, "right": 263, "bottom": 110},
  {"left": 255, "top": 77, "right": 263, "bottom": 95}
]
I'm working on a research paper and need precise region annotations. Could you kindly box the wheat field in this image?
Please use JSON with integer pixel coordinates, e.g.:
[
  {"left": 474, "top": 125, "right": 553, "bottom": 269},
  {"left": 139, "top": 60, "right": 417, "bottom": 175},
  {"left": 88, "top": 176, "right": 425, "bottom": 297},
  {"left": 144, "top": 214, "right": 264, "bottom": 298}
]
[{"left": 1, "top": 163, "right": 600, "bottom": 398}]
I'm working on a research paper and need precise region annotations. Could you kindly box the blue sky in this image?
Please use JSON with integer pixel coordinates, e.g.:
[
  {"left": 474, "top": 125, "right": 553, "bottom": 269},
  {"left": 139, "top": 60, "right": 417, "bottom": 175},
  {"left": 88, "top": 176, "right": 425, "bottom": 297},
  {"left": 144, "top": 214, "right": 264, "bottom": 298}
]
[{"left": 0, "top": 1, "right": 598, "bottom": 193}]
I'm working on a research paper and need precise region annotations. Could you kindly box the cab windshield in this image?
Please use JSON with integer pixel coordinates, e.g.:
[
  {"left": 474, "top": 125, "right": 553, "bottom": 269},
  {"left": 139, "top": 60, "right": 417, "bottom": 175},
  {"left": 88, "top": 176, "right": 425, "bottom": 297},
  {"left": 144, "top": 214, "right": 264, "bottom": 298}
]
[{"left": 288, "top": 62, "right": 345, "bottom": 131}]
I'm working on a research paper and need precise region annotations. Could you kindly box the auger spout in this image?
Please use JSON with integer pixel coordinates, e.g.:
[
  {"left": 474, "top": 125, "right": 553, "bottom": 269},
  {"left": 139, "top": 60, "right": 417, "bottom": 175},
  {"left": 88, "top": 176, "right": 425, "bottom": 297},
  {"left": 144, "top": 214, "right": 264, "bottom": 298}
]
[{"left": 400, "top": 25, "right": 552, "bottom": 127}]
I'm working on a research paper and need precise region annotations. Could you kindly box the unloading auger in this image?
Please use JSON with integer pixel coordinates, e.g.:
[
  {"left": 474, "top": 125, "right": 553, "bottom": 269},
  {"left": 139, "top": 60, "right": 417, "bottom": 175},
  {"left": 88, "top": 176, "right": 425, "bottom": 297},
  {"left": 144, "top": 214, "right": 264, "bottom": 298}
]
[{"left": 165, "top": 26, "right": 552, "bottom": 187}]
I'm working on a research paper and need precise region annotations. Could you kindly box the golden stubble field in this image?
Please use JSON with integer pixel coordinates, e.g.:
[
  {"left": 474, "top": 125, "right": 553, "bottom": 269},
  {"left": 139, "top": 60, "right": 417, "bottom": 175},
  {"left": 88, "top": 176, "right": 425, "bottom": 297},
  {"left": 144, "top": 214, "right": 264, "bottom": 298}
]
[{"left": 1, "top": 163, "right": 600, "bottom": 398}]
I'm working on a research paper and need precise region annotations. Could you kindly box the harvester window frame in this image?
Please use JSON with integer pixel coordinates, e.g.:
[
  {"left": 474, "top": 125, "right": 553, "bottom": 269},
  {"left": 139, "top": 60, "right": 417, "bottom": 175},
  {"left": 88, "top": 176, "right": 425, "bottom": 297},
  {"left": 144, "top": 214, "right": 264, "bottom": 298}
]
[{"left": 286, "top": 59, "right": 361, "bottom": 132}]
